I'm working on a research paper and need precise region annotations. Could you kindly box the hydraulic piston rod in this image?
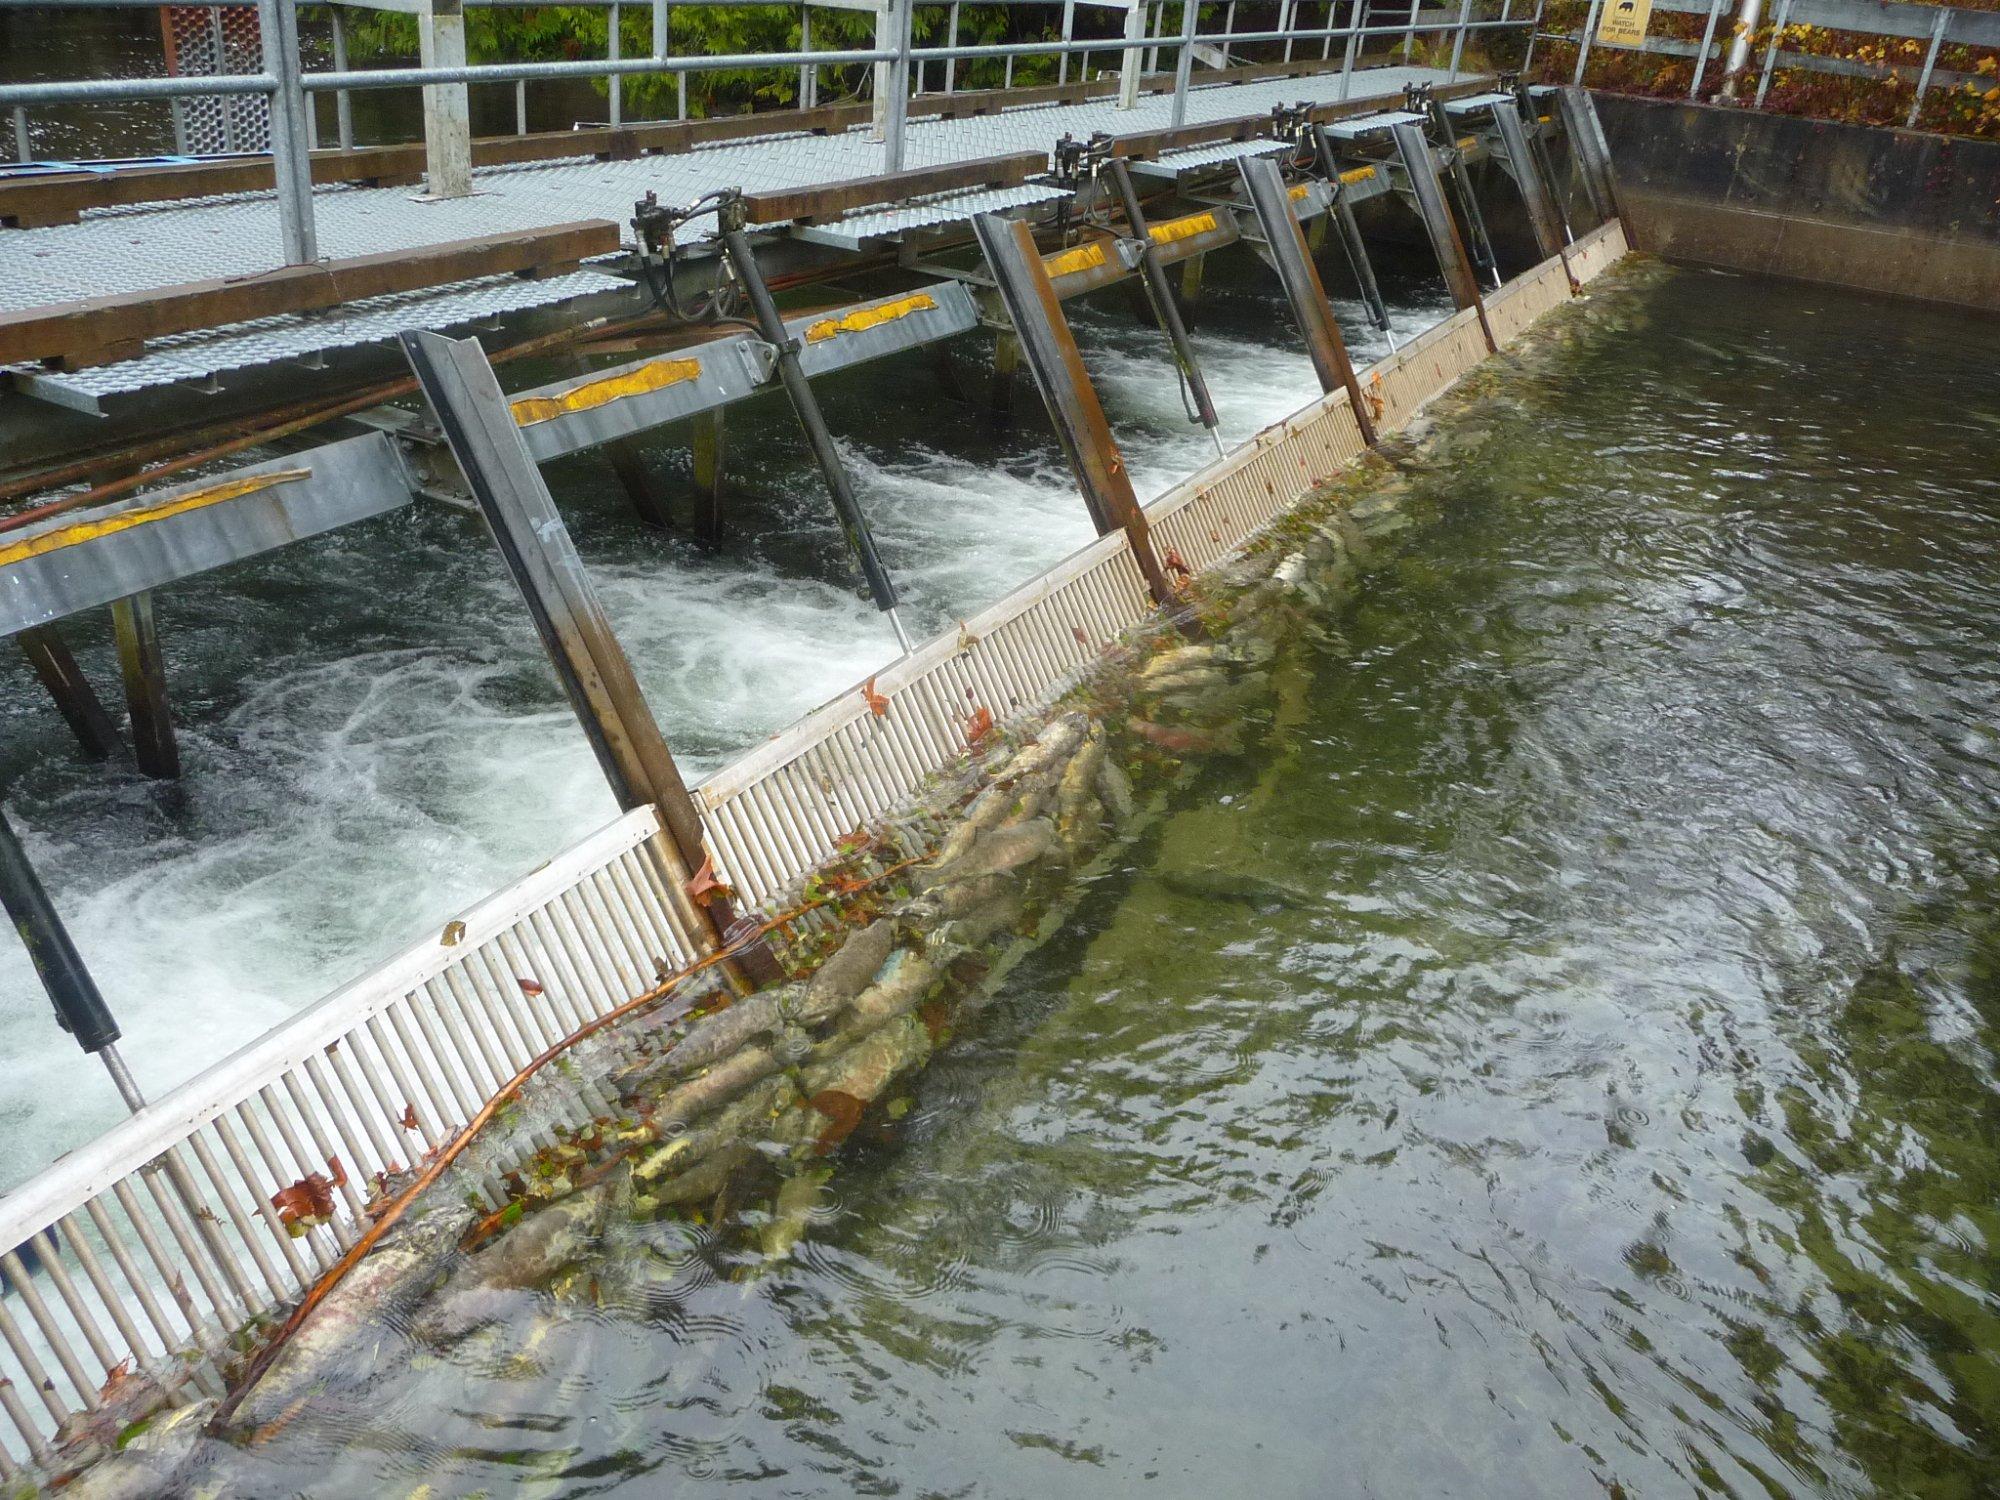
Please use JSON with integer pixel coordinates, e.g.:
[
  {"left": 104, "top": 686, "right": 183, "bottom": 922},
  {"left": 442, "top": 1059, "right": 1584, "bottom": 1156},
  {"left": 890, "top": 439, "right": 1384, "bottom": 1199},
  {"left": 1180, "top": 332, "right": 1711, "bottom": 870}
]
[
  {"left": 1310, "top": 124, "right": 1398, "bottom": 351},
  {"left": 718, "top": 214, "right": 911, "bottom": 654},
  {"left": 1101, "top": 156, "right": 1225, "bottom": 459}
]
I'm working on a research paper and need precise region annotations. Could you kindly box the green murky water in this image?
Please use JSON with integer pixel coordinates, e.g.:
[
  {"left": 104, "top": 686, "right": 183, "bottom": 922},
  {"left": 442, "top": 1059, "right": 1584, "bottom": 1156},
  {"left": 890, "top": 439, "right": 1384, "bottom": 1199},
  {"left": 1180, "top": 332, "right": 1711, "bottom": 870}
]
[{"left": 186, "top": 266, "right": 2000, "bottom": 1496}]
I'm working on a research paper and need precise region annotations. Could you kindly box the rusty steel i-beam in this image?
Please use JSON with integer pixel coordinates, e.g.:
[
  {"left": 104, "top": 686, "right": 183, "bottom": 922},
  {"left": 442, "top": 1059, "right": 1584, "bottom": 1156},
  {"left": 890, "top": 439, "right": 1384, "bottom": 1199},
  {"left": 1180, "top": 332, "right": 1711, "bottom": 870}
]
[
  {"left": 1237, "top": 155, "right": 1377, "bottom": 446},
  {"left": 1389, "top": 121, "right": 1498, "bottom": 353},
  {"left": 969, "top": 212, "right": 1176, "bottom": 611},
  {"left": 399, "top": 328, "right": 762, "bottom": 984}
]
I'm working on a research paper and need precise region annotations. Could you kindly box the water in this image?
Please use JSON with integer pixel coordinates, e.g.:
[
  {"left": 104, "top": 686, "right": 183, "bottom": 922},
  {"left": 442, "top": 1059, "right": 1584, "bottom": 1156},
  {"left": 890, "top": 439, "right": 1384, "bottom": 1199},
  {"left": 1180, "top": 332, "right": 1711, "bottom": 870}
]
[
  {"left": 0, "top": 244, "right": 1448, "bottom": 1190},
  {"left": 167, "top": 262, "right": 2000, "bottom": 1495}
]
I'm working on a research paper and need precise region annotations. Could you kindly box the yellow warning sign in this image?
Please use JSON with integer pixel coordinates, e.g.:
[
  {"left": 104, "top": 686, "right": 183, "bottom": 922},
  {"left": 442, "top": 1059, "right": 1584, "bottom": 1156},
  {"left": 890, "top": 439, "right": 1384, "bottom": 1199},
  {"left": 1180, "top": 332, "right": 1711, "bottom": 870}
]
[{"left": 1595, "top": 0, "right": 1653, "bottom": 49}]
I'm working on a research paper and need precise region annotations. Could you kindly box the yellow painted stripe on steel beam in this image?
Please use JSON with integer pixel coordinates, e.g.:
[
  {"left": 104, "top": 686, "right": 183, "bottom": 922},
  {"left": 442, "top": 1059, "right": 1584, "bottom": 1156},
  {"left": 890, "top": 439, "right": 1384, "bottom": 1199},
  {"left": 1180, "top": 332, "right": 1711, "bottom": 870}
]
[
  {"left": 0, "top": 469, "right": 311, "bottom": 569},
  {"left": 804, "top": 291, "right": 938, "bottom": 344},
  {"left": 1339, "top": 166, "right": 1377, "bottom": 185},
  {"left": 1149, "top": 210, "right": 1218, "bottom": 246},
  {"left": 510, "top": 356, "right": 702, "bottom": 427},
  {"left": 1288, "top": 182, "right": 1311, "bottom": 201},
  {"left": 1043, "top": 241, "right": 1107, "bottom": 279},
  {"left": 1457, "top": 136, "right": 1477, "bottom": 150}
]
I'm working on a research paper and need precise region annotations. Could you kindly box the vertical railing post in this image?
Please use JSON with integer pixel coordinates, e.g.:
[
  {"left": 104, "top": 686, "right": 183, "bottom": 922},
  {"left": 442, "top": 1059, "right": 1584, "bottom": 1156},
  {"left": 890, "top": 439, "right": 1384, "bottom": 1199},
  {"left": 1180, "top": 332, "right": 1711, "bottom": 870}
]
[
  {"left": 1574, "top": 0, "right": 1601, "bottom": 83},
  {"left": 256, "top": 0, "right": 318, "bottom": 263},
  {"left": 608, "top": 1, "right": 623, "bottom": 126},
  {"left": 1170, "top": 0, "right": 1197, "bottom": 127},
  {"left": 1060, "top": 0, "right": 1077, "bottom": 83},
  {"left": 800, "top": 4, "right": 817, "bottom": 106},
  {"left": 1751, "top": 0, "right": 1793, "bottom": 106},
  {"left": 1448, "top": 0, "right": 1472, "bottom": 79},
  {"left": 1119, "top": 0, "right": 1144, "bottom": 108},
  {"left": 1689, "top": 0, "right": 1724, "bottom": 97},
  {"left": 946, "top": 1, "right": 960, "bottom": 92},
  {"left": 1237, "top": 155, "right": 1378, "bottom": 444},
  {"left": 883, "top": 0, "right": 912, "bottom": 173},
  {"left": 330, "top": 3, "right": 355, "bottom": 149},
  {"left": 1907, "top": 6, "right": 1948, "bottom": 128},
  {"left": 1339, "top": 0, "right": 1364, "bottom": 100},
  {"left": 969, "top": 214, "right": 1177, "bottom": 610},
  {"left": 1281, "top": 0, "right": 1297, "bottom": 61},
  {"left": 1718, "top": 0, "right": 1765, "bottom": 98},
  {"left": 1522, "top": 0, "right": 1545, "bottom": 72},
  {"left": 11, "top": 106, "right": 30, "bottom": 163},
  {"left": 415, "top": 0, "right": 473, "bottom": 198},
  {"left": 398, "top": 330, "right": 759, "bottom": 980}
]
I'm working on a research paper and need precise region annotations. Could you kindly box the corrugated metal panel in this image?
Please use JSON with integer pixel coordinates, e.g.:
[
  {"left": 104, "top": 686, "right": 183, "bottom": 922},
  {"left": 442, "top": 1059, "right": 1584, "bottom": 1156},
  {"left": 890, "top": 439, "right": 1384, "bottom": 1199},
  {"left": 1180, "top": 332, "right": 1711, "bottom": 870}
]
[
  {"left": 791, "top": 182, "right": 1066, "bottom": 248},
  {"left": 1128, "top": 136, "right": 1287, "bottom": 179},
  {"left": 10, "top": 269, "right": 631, "bottom": 413}
]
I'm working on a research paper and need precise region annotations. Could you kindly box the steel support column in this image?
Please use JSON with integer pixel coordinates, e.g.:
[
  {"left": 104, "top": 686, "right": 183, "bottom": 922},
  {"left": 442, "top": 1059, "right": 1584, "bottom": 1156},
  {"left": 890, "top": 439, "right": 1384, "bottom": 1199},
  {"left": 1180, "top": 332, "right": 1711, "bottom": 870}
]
[
  {"left": 1555, "top": 85, "right": 1619, "bottom": 225},
  {"left": 256, "top": 0, "right": 319, "bottom": 262},
  {"left": 719, "top": 222, "right": 911, "bottom": 652},
  {"left": 1103, "top": 157, "right": 1223, "bottom": 457},
  {"left": 1388, "top": 121, "right": 1497, "bottom": 352},
  {"left": 110, "top": 593, "right": 178, "bottom": 781},
  {"left": 970, "top": 214, "right": 1175, "bottom": 610},
  {"left": 1490, "top": 98, "right": 1565, "bottom": 261},
  {"left": 1426, "top": 95, "right": 1501, "bottom": 289},
  {"left": 1236, "top": 156, "right": 1377, "bottom": 444},
  {"left": 415, "top": 0, "right": 473, "bottom": 200},
  {"left": 399, "top": 330, "right": 753, "bottom": 979},
  {"left": 17, "top": 627, "right": 121, "bottom": 762}
]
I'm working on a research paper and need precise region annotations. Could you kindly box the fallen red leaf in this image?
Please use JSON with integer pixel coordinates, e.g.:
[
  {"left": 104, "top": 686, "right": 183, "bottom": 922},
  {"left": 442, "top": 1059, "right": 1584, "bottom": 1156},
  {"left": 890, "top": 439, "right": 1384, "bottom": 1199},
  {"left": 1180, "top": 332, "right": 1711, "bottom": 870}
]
[
  {"left": 964, "top": 706, "right": 995, "bottom": 745},
  {"left": 806, "top": 1089, "right": 868, "bottom": 1154},
  {"left": 1072, "top": 626, "right": 1090, "bottom": 649},
  {"left": 1163, "top": 547, "right": 1192, "bottom": 579},
  {"left": 861, "top": 675, "right": 889, "bottom": 718},
  {"left": 684, "top": 851, "right": 734, "bottom": 907},
  {"left": 518, "top": 977, "right": 544, "bottom": 998},
  {"left": 99, "top": 1358, "right": 132, "bottom": 1398},
  {"left": 399, "top": 1104, "right": 420, "bottom": 1132},
  {"left": 271, "top": 1164, "right": 341, "bottom": 1227}
]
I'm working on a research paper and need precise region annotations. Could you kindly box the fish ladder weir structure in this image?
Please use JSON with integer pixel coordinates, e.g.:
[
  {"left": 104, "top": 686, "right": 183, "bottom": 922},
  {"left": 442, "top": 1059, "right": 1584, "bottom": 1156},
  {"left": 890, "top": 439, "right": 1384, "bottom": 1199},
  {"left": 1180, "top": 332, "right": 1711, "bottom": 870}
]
[{"left": 0, "top": 28, "right": 1631, "bottom": 1476}]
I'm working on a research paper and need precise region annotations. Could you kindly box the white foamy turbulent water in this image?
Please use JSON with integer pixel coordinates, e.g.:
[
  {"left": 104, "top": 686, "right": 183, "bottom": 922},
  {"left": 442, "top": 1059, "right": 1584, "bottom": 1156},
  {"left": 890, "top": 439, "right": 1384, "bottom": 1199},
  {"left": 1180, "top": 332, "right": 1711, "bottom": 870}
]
[{"left": 0, "top": 267, "right": 1449, "bottom": 1190}]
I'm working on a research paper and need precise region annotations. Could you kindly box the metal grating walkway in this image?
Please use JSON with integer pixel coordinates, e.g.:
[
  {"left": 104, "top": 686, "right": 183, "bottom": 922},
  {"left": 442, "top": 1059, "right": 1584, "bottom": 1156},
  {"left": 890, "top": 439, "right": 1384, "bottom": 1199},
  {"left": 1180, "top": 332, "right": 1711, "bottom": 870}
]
[{"left": 0, "top": 65, "right": 1452, "bottom": 317}]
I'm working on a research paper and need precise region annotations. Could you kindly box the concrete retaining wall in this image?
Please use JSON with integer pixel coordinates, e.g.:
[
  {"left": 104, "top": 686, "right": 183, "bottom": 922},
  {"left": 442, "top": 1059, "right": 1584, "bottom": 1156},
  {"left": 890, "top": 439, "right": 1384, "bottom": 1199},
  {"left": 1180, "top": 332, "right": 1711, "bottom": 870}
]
[{"left": 1591, "top": 92, "right": 2000, "bottom": 313}]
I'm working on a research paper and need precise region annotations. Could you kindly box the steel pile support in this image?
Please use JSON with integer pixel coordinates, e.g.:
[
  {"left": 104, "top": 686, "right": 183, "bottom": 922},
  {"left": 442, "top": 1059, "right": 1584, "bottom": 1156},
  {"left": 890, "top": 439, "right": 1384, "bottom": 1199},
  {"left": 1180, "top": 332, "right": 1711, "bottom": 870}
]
[
  {"left": 17, "top": 627, "right": 120, "bottom": 762},
  {"left": 399, "top": 329, "right": 758, "bottom": 983},
  {"left": 1489, "top": 98, "right": 1566, "bottom": 262},
  {"left": 110, "top": 593, "right": 178, "bottom": 781},
  {"left": 1388, "top": 121, "right": 1497, "bottom": 353},
  {"left": 1102, "top": 157, "right": 1224, "bottom": 457},
  {"left": 719, "top": 224, "right": 911, "bottom": 653},
  {"left": 969, "top": 213, "right": 1175, "bottom": 611},
  {"left": 1555, "top": 85, "right": 1620, "bottom": 226},
  {"left": 1236, "top": 156, "right": 1377, "bottom": 446}
]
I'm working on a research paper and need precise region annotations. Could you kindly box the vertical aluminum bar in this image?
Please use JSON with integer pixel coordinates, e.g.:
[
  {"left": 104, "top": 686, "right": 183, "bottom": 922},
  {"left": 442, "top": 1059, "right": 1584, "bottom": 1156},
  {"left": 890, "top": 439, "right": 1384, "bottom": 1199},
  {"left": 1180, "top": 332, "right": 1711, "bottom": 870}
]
[
  {"left": 1060, "top": 0, "right": 1076, "bottom": 82},
  {"left": 1119, "top": 0, "right": 1144, "bottom": 108},
  {"left": 256, "top": 0, "right": 318, "bottom": 264},
  {"left": 115, "top": 1175, "right": 223, "bottom": 1340},
  {"left": 1752, "top": 0, "right": 1792, "bottom": 106},
  {"left": 1170, "top": 0, "right": 1197, "bottom": 128},
  {"left": 69, "top": 1206, "right": 175, "bottom": 1361},
  {"left": 180, "top": 1131, "right": 288, "bottom": 1301},
  {"left": 1574, "top": 0, "right": 1601, "bottom": 83},
  {"left": 12, "top": 107, "right": 28, "bottom": 162},
  {"left": 273, "top": 1074, "right": 365, "bottom": 1218},
  {"left": 1281, "top": 0, "right": 1297, "bottom": 60},
  {"left": 801, "top": 5, "right": 815, "bottom": 104},
  {"left": 255, "top": 1082, "right": 358, "bottom": 1236},
  {"left": 30, "top": 1229, "right": 124, "bottom": 1378},
  {"left": 1907, "top": 6, "right": 1948, "bottom": 127},
  {"left": 1720, "top": 0, "right": 1764, "bottom": 96},
  {"left": 1238, "top": 155, "right": 1378, "bottom": 443},
  {"left": 330, "top": 4, "right": 355, "bottom": 149},
  {"left": 1689, "top": 0, "right": 1724, "bottom": 95},
  {"left": 211, "top": 1113, "right": 309, "bottom": 1283},
  {"left": 1523, "top": 0, "right": 1545, "bottom": 71},
  {"left": 946, "top": 2, "right": 960, "bottom": 92},
  {"left": 653, "top": 0, "right": 668, "bottom": 57},
  {"left": 3, "top": 1247, "right": 103, "bottom": 1409},
  {"left": 609, "top": 2, "right": 622, "bottom": 126},
  {"left": 0, "top": 1301, "right": 62, "bottom": 1443}
]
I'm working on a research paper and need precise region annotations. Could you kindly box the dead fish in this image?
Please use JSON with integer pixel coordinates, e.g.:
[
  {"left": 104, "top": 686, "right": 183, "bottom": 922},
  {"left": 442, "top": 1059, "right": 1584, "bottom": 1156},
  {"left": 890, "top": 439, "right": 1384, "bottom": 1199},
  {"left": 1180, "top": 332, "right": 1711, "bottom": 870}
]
[
  {"left": 466, "top": 1177, "right": 613, "bottom": 1291},
  {"left": 229, "top": 1202, "right": 473, "bottom": 1432},
  {"left": 1138, "top": 645, "right": 1220, "bottom": 685},
  {"left": 58, "top": 1399, "right": 217, "bottom": 1500},
  {"left": 639, "top": 1140, "right": 754, "bottom": 1211},
  {"left": 921, "top": 818, "right": 1059, "bottom": 889},
  {"left": 651, "top": 1043, "right": 780, "bottom": 1135},
  {"left": 844, "top": 948, "right": 940, "bottom": 1034},
  {"left": 796, "top": 919, "right": 896, "bottom": 1024},
  {"left": 1095, "top": 756, "right": 1136, "bottom": 826},
  {"left": 657, "top": 991, "right": 782, "bottom": 1079},
  {"left": 759, "top": 1167, "right": 833, "bottom": 1264},
  {"left": 994, "top": 713, "right": 1089, "bottom": 782},
  {"left": 800, "top": 1014, "right": 934, "bottom": 1121},
  {"left": 1157, "top": 867, "right": 1318, "bottom": 910},
  {"left": 635, "top": 1074, "right": 797, "bottom": 1183}
]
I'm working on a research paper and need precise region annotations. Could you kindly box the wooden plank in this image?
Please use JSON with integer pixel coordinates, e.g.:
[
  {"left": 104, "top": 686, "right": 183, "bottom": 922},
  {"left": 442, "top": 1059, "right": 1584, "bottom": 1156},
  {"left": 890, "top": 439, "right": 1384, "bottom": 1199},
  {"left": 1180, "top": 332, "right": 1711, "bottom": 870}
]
[
  {"left": 0, "top": 220, "right": 620, "bottom": 369},
  {"left": 740, "top": 150, "right": 1048, "bottom": 225}
]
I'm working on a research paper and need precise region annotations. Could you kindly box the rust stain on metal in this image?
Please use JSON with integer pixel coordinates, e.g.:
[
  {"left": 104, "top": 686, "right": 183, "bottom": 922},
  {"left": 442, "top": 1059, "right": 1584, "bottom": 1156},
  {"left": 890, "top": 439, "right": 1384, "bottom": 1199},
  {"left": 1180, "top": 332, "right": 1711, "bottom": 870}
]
[
  {"left": 509, "top": 356, "right": 702, "bottom": 427},
  {"left": 804, "top": 293, "right": 938, "bottom": 345},
  {"left": 0, "top": 468, "right": 311, "bottom": 569}
]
